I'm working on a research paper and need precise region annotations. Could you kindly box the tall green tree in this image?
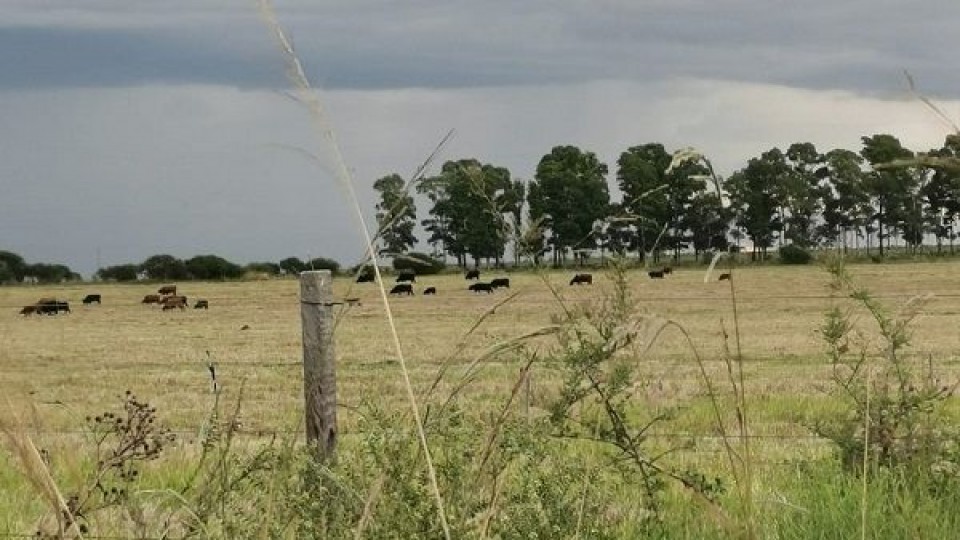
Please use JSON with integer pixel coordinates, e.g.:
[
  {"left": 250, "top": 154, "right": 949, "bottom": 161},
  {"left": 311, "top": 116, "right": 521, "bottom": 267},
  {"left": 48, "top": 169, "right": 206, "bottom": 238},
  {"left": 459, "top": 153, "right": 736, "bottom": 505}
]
[
  {"left": 373, "top": 174, "right": 417, "bottom": 256},
  {"left": 140, "top": 254, "right": 188, "bottom": 281},
  {"left": 420, "top": 159, "right": 513, "bottom": 267},
  {"left": 921, "top": 135, "right": 960, "bottom": 252},
  {"left": 860, "top": 134, "right": 915, "bottom": 256},
  {"left": 528, "top": 146, "right": 610, "bottom": 265},
  {"left": 780, "top": 142, "right": 828, "bottom": 247},
  {"left": 0, "top": 250, "right": 27, "bottom": 283},
  {"left": 616, "top": 144, "right": 708, "bottom": 261},
  {"left": 818, "top": 149, "right": 867, "bottom": 251},
  {"left": 725, "top": 149, "right": 788, "bottom": 260}
]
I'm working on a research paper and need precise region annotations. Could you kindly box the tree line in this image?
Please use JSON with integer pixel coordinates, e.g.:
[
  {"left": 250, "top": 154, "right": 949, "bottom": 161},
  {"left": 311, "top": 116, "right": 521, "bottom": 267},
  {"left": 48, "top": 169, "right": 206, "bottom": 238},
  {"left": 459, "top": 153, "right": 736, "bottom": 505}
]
[
  {"left": 0, "top": 251, "right": 343, "bottom": 284},
  {"left": 0, "top": 251, "right": 82, "bottom": 284},
  {"left": 373, "top": 133, "right": 960, "bottom": 266}
]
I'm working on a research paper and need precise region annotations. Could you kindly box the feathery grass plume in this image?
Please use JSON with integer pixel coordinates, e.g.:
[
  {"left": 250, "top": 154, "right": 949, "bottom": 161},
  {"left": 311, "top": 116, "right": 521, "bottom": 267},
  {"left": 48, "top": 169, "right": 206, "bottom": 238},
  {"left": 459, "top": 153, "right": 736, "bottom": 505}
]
[
  {"left": 1, "top": 398, "right": 83, "bottom": 538},
  {"left": 256, "top": 2, "right": 451, "bottom": 537}
]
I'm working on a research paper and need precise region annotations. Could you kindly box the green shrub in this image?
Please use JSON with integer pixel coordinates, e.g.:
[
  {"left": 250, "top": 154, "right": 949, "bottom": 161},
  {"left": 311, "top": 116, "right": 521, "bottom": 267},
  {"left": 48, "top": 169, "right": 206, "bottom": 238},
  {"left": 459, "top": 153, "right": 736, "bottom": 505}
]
[
  {"left": 778, "top": 244, "right": 813, "bottom": 264},
  {"left": 392, "top": 252, "right": 446, "bottom": 275}
]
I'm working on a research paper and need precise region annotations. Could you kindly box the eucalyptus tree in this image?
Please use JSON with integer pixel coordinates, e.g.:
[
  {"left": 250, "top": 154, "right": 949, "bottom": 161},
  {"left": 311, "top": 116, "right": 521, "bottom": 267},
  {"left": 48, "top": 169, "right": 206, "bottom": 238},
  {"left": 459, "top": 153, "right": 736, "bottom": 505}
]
[
  {"left": 420, "top": 159, "right": 513, "bottom": 267},
  {"left": 616, "top": 143, "right": 707, "bottom": 261},
  {"left": 373, "top": 173, "right": 418, "bottom": 256},
  {"left": 528, "top": 145, "right": 610, "bottom": 266},
  {"left": 725, "top": 148, "right": 788, "bottom": 260},
  {"left": 818, "top": 149, "right": 867, "bottom": 251},
  {"left": 781, "top": 142, "right": 828, "bottom": 247},
  {"left": 860, "top": 134, "right": 915, "bottom": 256}
]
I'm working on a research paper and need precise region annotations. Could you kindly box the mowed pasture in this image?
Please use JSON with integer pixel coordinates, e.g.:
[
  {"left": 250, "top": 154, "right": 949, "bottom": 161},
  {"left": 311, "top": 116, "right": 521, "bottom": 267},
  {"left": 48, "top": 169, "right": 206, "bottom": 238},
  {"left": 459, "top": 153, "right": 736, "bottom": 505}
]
[
  {"left": 3, "top": 261, "right": 960, "bottom": 531},
  {"left": 3, "top": 262, "right": 960, "bottom": 436}
]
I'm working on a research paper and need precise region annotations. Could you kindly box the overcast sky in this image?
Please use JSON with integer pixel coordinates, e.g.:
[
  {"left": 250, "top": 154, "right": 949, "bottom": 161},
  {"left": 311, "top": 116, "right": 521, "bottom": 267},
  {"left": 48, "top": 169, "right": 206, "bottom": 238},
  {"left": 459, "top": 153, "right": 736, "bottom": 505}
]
[{"left": 2, "top": 1, "right": 959, "bottom": 276}]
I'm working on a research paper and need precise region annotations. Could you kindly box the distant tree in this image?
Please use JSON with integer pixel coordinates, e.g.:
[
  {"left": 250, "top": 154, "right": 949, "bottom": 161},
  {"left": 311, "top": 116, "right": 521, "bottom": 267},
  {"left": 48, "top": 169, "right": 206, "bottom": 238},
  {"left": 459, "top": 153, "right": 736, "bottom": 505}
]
[
  {"left": 392, "top": 251, "right": 446, "bottom": 275},
  {"left": 818, "top": 149, "right": 867, "bottom": 251},
  {"left": 96, "top": 264, "right": 140, "bottom": 282},
  {"left": 617, "top": 143, "right": 707, "bottom": 261},
  {"left": 921, "top": 135, "right": 960, "bottom": 253},
  {"left": 780, "top": 142, "right": 828, "bottom": 247},
  {"left": 25, "top": 263, "right": 80, "bottom": 283},
  {"left": 421, "top": 159, "right": 513, "bottom": 267},
  {"left": 185, "top": 255, "right": 244, "bottom": 280},
  {"left": 726, "top": 149, "right": 788, "bottom": 260},
  {"left": 0, "top": 250, "right": 27, "bottom": 283},
  {"left": 528, "top": 146, "right": 610, "bottom": 266},
  {"left": 140, "top": 254, "right": 189, "bottom": 281},
  {"left": 279, "top": 257, "right": 308, "bottom": 275},
  {"left": 245, "top": 262, "right": 282, "bottom": 276},
  {"left": 860, "top": 134, "right": 915, "bottom": 256},
  {"left": 373, "top": 173, "right": 417, "bottom": 257},
  {"left": 307, "top": 257, "right": 341, "bottom": 274}
]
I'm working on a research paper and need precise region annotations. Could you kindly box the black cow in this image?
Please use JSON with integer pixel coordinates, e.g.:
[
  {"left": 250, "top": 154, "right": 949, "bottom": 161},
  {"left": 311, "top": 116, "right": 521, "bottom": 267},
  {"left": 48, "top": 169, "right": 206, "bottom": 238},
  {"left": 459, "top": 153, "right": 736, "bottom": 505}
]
[
  {"left": 82, "top": 294, "right": 102, "bottom": 305},
  {"left": 662, "top": 266, "right": 673, "bottom": 275},
  {"left": 718, "top": 273, "right": 731, "bottom": 281},
  {"left": 490, "top": 277, "right": 510, "bottom": 289},
  {"left": 36, "top": 300, "right": 70, "bottom": 315},
  {"left": 19, "top": 305, "right": 37, "bottom": 316},
  {"left": 570, "top": 273, "right": 593, "bottom": 285},
  {"left": 469, "top": 282, "right": 494, "bottom": 294},
  {"left": 423, "top": 286, "right": 437, "bottom": 295},
  {"left": 465, "top": 269, "right": 480, "bottom": 280},
  {"left": 648, "top": 270, "right": 665, "bottom": 279},
  {"left": 194, "top": 299, "right": 209, "bottom": 309},
  {"left": 389, "top": 283, "right": 414, "bottom": 295},
  {"left": 396, "top": 271, "right": 416, "bottom": 283},
  {"left": 356, "top": 273, "right": 375, "bottom": 283}
]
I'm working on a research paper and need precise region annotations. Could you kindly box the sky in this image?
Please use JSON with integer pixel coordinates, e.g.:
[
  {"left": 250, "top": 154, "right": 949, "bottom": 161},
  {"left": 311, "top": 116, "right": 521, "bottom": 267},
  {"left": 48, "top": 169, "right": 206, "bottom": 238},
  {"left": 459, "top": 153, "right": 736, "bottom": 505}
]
[{"left": 2, "top": 1, "right": 960, "bottom": 276}]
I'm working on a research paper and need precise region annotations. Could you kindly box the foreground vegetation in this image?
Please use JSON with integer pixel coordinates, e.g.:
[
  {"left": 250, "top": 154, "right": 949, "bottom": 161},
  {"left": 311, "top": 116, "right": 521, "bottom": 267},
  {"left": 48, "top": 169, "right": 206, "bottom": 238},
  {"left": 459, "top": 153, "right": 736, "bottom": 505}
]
[{"left": 2, "top": 260, "right": 960, "bottom": 537}]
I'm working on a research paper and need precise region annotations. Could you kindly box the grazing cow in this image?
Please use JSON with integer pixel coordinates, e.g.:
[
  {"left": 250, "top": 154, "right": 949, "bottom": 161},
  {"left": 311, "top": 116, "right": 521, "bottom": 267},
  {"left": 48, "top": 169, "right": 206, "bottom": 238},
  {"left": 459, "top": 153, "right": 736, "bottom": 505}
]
[
  {"left": 569, "top": 273, "right": 593, "bottom": 286},
  {"left": 389, "top": 283, "right": 414, "bottom": 296},
  {"left": 36, "top": 299, "right": 69, "bottom": 315},
  {"left": 194, "top": 299, "right": 209, "bottom": 309},
  {"left": 718, "top": 273, "right": 731, "bottom": 281},
  {"left": 19, "top": 305, "right": 37, "bottom": 316},
  {"left": 662, "top": 266, "right": 673, "bottom": 275},
  {"left": 490, "top": 277, "right": 510, "bottom": 289},
  {"left": 465, "top": 269, "right": 480, "bottom": 280},
  {"left": 469, "top": 282, "right": 494, "bottom": 294},
  {"left": 82, "top": 294, "right": 102, "bottom": 305},
  {"left": 648, "top": 270, "right": 665, "bottom": 279},
  {"left": 158, "top": 285, "right": 177, "bottom": 296},
  {"left": 423, "top": 286, "right": 437, "bottom": 295},
  {"left": 161, "top": 295, "right": 188, "bottom": 311},
  {"left": 141, "top": 294, "right": 161, "bottom": 304},
  {"left": 357, "top": 267, "right": 377, "bottom": 283},
  {"left": 396, "top": 271, "right": 416, "bottom": 283}
]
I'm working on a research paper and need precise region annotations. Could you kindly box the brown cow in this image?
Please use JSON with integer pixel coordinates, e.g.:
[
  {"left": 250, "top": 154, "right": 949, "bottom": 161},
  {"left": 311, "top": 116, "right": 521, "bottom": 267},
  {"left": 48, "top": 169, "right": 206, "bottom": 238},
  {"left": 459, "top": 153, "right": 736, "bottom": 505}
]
[
  {"left": 161, "top": 295, "right": 188, "bottom": 310},
  {"left": 141, "top": 294, "right": 161, "bottom": 304},
  {"left": 158, "top": 285, "right": 177, "bottom": 296},
  {"left": 718, "top": 273, "right": 731, "bottom": 281},
  {"left": 20, "top": 305, "right": 37, "bottom": 316}
]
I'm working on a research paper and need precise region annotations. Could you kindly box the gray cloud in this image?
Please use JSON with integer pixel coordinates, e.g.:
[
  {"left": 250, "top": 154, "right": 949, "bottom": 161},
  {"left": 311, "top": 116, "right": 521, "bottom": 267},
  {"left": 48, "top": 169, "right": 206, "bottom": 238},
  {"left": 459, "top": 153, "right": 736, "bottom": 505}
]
[{"left": 1, "top": 1, "right": 957, "bottom": 96}]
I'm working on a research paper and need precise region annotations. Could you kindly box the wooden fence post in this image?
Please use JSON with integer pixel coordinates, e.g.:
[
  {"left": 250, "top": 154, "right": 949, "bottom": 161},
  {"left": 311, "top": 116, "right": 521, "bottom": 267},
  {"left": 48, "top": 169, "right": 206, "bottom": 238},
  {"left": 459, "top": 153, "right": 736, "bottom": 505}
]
[{"left": 300, "top": 270, "right": 337, "bottom": 460}]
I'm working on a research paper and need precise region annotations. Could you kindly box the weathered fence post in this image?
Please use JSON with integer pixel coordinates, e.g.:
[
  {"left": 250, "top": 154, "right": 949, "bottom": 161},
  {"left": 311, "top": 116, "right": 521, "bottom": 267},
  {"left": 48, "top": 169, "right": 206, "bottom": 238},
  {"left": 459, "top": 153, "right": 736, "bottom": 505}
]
[{"left": 300, "top": 270, "right": 337, "bottom": 460}]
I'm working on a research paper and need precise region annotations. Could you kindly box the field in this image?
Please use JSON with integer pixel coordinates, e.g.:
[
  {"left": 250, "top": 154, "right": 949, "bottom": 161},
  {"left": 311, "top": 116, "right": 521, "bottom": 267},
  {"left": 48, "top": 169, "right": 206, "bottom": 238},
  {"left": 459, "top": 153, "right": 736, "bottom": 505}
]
[{"left": 3, "top": 261, "right": 960, "bottom": 536}]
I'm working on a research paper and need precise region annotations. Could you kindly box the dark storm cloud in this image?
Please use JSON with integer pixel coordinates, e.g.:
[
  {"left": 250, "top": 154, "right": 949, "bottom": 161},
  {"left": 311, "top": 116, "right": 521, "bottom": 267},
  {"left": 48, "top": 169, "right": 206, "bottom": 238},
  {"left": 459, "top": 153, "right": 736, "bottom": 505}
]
[{"left": 2, "top": 1, "right": 958, "bottom": 96}]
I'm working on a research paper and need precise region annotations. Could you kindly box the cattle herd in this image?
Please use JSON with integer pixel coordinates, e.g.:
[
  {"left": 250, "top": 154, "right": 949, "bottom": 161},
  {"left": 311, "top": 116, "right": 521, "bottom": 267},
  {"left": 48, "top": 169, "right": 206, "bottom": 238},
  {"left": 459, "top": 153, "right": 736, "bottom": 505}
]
[
  {"left": 19, "top": 284, "right": 210, "bottom": 316},
  {"left": 17, "top": 266, "right": 724, "bottom": 316}
]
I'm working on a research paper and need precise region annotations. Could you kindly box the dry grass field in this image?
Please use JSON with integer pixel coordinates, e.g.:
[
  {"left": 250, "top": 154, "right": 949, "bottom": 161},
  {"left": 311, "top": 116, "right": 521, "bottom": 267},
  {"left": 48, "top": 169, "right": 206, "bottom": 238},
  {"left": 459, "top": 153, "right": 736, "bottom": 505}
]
[
  {"left": 3, "top": 260, "right": 960, "bottom": 534},
  {"left": 1, "top": 261, "right": 958, "bottom": 436}
]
